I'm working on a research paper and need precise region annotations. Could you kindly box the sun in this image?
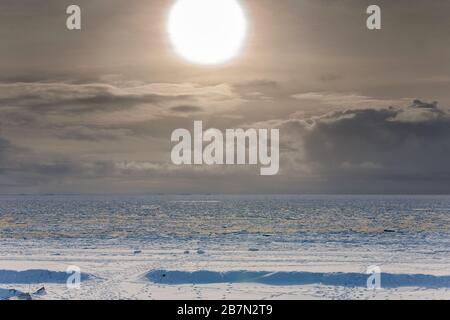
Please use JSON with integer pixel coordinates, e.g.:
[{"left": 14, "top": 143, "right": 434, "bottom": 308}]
[{"left": 168, "top": 0, "right": 247, "bottom": 65}]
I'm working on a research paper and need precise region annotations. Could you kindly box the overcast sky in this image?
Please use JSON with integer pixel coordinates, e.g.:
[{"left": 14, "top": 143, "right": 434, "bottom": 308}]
[{"left": 1, "top": 0, "right": 450, "bottom": 194}]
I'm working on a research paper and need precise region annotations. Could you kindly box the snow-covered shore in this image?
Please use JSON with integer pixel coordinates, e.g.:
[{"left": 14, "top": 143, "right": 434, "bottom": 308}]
[
  {"left": 1, "top": 235, "right": 449, "bottom": 300},
  {"left": 1, "top": 195, "right": 449, "bottom": 299}
]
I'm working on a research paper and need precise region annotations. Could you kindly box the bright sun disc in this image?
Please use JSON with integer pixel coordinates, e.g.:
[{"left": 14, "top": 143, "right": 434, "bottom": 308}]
[{"left": 168, "top": 0, "right": 247, "bottom": 65}]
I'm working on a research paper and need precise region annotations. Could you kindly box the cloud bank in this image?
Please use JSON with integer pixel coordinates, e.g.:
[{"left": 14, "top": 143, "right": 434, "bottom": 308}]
[{"left": 1, "top": 79, "right": 450, "bottom": 193}]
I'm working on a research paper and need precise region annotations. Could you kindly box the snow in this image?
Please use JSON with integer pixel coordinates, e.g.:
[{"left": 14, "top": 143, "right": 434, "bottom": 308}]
[
  {"left": 0, "top": 237, "right": 449, "bottom": 300},
  {"left": 0, "top": 288, "right": 26, "bottom": 300},
  {"left": 146, "top": 270, "right": 450, "bottom": 288},
  {"left": 1, "top": 194, "right": 450, "bottom": 300},
  {"left": 0, "top": 269, "right": 90, "bottom": 284}
]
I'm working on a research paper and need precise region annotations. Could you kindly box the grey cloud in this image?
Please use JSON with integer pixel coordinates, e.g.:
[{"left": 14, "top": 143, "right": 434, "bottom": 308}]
[
  {"left": 0, "top": 83, "right": 184, "bottom": 116},
  {"left": 0, "top": 137, "right": 13, "bottom": 166},
  {"left": 0, "top": 137, "right": 29, "bottom": 170},
  {"left": 232, "top": 79, "right": 283, "bottom": 100},
  {"left": 0, "top": 81, "right": 244, "bottom": 144},
  {"left": 234, "top": 79, "right": 280, "bottom": 90},
  {"left": 0, "top": 144, "right": 118, "bottom": 191},
  {"left": 410, "top": 99, "right": 438, "bottom": 109},
  {"left": 30, "top": 160, "right": 115, "bottom": 178},
  {"left": 268, "top": 100, "right": 450, "bottom": 192},
  {"left": 0, "top": 82, "right": 241, "bottom": 117},
  {"left": 291, "top": 92, "right": 406, "bottom": 109},
  {"left": 3, "top": 97, "right": 450, "bottom": 194},
  {"left": 56, "top": 126, "right": 132, "bottom": 141},
  {"left": 170, "top": 105, "right": 203, "bottom": 113},
  {"left": 317, "top": 74, "right": 342, "bottom": 83}
]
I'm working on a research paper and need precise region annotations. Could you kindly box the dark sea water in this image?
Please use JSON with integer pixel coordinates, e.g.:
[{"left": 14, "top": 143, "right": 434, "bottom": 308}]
[{"left": 1, "top": 195, "right": 450, "bottom": 243}]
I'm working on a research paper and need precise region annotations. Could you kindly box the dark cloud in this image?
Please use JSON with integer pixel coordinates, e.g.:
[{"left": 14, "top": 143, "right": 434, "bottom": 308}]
[
  {"left": 270, "top": 100, "right": 450, "bottom": 193},
  {"left": 234, "top": 79, "right": 280, "bottom": 90},
  {"left": 317, "top": 74, "right": 343, "bottom": 83},
  {"left": 3, "top": 96, "right": 450, "bottom": 193},
  {"left": 3, "top": 98, "right": 450, "bottom": 194},
  {"left": 232, "top": 79, "right": 283, "bottom": 99},
  {"left": 0, "top": 137, "right": 119, "bottom": 191},
  {"left": 410, "top": 99, "right": 438, "bottom": 109},
  {"left": 0, "top": 81, "right": 243, "bottom": 146},
  {"left": 30, "top": 160, "right": 115, "bottom": 178},
  {"left": 56, "top": 126, "right": 131, "bottom": 141},
  {"left": 170, "top": 105, "right": 203, "bottom": 113},
  {"left": 0, "top": 137, "right": 13, "bottom": 166},
  {"left": 0, "top": 82, "right": 240, "bottom": 119},
  {"left": 0, "top": 83, "right": 186, "bottom": 116}
]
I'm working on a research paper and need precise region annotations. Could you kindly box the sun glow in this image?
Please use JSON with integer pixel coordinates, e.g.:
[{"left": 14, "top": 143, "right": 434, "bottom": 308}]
[{"left": 168, "top": 0, "right": 247, "bottom": 65}]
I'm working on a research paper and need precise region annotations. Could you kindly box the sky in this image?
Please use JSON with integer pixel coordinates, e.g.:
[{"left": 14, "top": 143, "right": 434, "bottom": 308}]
[{"left": 1, "top": 0, "right": 450, "bottom": 194}]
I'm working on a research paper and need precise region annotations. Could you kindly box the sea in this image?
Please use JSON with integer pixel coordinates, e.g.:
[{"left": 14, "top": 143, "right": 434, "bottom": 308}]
[{"left": 1, "top": 194, "right": 449, "bottom": 245}]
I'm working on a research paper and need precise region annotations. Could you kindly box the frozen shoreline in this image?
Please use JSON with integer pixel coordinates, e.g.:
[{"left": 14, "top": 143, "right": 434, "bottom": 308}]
[
  {"left": 1, "top": 194, "right": 449, "bottom": 299},
  {"left": 1, "top": 235, "right": 449, "bottom": 300}
]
